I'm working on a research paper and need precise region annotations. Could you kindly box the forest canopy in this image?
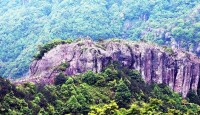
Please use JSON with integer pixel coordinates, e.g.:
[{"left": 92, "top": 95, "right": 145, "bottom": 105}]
[
  {"left": 0, "top": 63, "right": 200, "bottom": 114},
  {"left": 1, "top": 0, "right": 200, "bottom": 78}
]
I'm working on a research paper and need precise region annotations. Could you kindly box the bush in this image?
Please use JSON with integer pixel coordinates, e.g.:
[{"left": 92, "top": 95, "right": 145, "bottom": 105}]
[
  {"left": 114, "top": 79, "right": 131, "bottom": 108},
  {"left": 57, "top": 62, "right": 70, "bottom": 71},
  {"left": 82, "top": 71, "right": 97, "bottom": 85},
  {"left": 66, "top": 95, "right": 81, "bottom": 114},
  {"left": 0, "top": 77, "right": 12, "bottom": 100},
  {"left": 104, "top": 68, "right": 119, "bottom": 81},
  {"left": 54, "top": 73, "right": 66, "bottom": 85},
  {"left": 128, "top": 70, "right": 142, "bottom": 81},
  {"left": 95, "top": 74, "right": 106, "bottom": 86},
  {"left": 34, "top": 39, "right": 73, "bottom": 60},
  {"left": 164, "top": 47, "right": 174, "bottom": 55},
  {"left": 187, "top": 90, "right": 200, "bottom": 105}
]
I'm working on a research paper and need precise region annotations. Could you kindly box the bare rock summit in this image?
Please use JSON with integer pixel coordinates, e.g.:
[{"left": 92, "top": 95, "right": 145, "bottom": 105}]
[{"left": 15, "top": 39, "right": 200, "bottom": 97}]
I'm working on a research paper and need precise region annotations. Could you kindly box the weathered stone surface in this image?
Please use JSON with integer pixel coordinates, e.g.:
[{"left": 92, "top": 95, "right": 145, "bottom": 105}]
[{"left": 15, "top": 39, "right": 200, "bottom": 97}]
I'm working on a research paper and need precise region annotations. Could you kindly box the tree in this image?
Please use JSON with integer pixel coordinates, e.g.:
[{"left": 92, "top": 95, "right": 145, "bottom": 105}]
[
  {"left": 59, "top": 79, "right": 77, "bottom": 100},
  {"left": 0, "top": 77, "right": 12, "bottom": 100},
  {"left": 129, "top": 70, "right": 142, "bottom": 81},
  {"left": 54, "top": 73, "right": 66, "bottom": 85},
  {"left": 95, "top": 74, "right": 106, "bottom": 86},
  {"left": 89, "top": 101, "right": 119, "bottom": 115},
  {"left": 58, "top": 62, "right": 70, "bottom": 71},
  {"left": 104, "top": 68, "right": 119, "bottom": 81},
  {"left": 126, "top": 99, "right": 163, "bottom": 115},
  {"left": 187, "top": 90, "right": 200, "bottom": 105},
  {"left": 114, "top": 79, "right": 131, "bottom": 107},
  {"left": 76, "top": 93, "right": 90, "bottom": 114},
  {"left": 82, "top": 71, "right": 97, "bottom": 85},
  {"left": 66, "top": 95, "right": 81, "bottom": 114}
]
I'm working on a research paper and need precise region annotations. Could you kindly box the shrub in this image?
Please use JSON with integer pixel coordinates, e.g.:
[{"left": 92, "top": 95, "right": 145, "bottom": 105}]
[
  {"left": 0, "top": 77, "right": 12, "bottom": 100},
  {"left": 89, "top": 101, "right": 119, "bottom": 115},
  {"left": 128, "top": 70, "right": 142, "bottom": 81},
  {"left": 187, "top": 90, "right": 200, "bottom": 105},
  {"left": 82, "top": 71, "right": 97, "bottom": 85},
  {"left": 34, "top": 39, "right": 73, "bottom": 60},
  {"left": 164, "top": 47, "right": 174, "bottom": 55},
  {"left": 66, "top": 95, "right": 81, "bottom": 114},
  {"left": 104, "top": 68, "right": 119, "bottom": 81},
  {"left": 95, "top": 74, "right": 106, "bottom": 86},
  {"left": 57, "top": 62, "right": 70, "bottom": 71},
  {"left": 54, "top": 73, "right": 66, "bottom": 85},
  {"left": 114, "top": 79, "right": 131, "bottom": 108}
]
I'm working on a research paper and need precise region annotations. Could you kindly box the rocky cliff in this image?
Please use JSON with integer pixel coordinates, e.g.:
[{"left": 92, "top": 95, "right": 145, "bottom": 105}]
[{"left": 15, "top": 39, "right": 200, "bottom": 97}]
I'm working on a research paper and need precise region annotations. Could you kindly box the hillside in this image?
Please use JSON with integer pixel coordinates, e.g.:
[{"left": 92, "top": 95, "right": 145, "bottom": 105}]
[
  {"left": 14, "top": 39, "right": 200, "bottom": 98},
  {"left": 1, "top": 0, "right": 200, "bottom": 78},
  {"left": 1, "top": 64, "right": 200, "bottom": 114},
  {"left": 2, "top": 0, "right": 200, "bottom": 114}
]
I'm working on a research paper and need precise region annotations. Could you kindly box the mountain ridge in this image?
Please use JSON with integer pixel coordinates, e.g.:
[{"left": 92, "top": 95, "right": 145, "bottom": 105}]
[
  {"left": 1, "top": 0, "right": 200, "bottom": 77},
  {"left": 15, "top": 39, "right": 200, "bottom": 97}
]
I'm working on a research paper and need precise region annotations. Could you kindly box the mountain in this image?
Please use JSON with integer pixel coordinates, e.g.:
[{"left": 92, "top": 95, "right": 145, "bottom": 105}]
[
  {"left": 14, "top": 39, "right": 200, "bottom": 98},
  {"left": 2, "top": 1, "right": 200, "bottom": 114},
  {"left": 1, "top": 0, "right": 200, "bottom": 78},
  {"left": 1, "top": 60, "right": 200, "bottom": 114}
]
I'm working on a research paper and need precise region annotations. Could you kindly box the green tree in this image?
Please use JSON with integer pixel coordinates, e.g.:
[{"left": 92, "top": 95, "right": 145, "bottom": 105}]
[
  {"left": 82, "top": 71, "right": 97, "bottom": 85},
  {"left": 187, "top": 90, "right": 200, "bottom": 105},
  {"left": 104, "top": 68, "right": 119, "bottom": 81},
  {"left": 66, "top": 95, "right": 81, "bottom": 114},
  {"left": 114, "top": 79, "right": 131, "bottom": 107},
  {"left": 89, "top": 101, "right": 119, "bottom": 115},
  {"left": 54, "top": 73, "right": 66, "bottom": 85}
]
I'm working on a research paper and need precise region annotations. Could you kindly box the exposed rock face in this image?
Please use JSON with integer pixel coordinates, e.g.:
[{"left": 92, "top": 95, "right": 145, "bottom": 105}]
[{"left": 15, "top": 39, "right": 200, "bottom": 97}]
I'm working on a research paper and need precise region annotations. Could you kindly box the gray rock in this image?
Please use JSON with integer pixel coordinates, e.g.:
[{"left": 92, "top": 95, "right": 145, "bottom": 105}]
[{"left": 15, "top": 39, "right": 200, "bottom": 97}]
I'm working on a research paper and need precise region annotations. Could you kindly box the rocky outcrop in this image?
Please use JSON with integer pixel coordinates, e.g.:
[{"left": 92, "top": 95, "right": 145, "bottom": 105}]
[{"left": 15, "top": 39, "right": 200, "bottom": 97}]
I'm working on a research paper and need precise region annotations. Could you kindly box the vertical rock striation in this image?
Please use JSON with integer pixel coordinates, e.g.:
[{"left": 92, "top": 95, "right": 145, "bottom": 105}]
[{"left": 15, "top": 39, "right": 200, "bottom": 97}]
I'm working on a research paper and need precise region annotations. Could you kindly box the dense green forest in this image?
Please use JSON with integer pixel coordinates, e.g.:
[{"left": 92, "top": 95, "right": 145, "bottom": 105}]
[
  {"left": 1, "top": 62, "right": 200, "bottom": 114},
  {"left": 1, "top": 0, "right": 200, "bottom": 78}
]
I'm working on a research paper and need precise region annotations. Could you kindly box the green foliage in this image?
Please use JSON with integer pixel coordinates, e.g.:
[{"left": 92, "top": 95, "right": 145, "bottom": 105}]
[
  {"left": 114, "top": 79, "right": 131, "bottom": 108},
  {"left": 187, "top": 90, "right": 200, "bottom": 105},
  {"left": 2, "top": 0, "right": 200, "bottom": 78},
  {"left": 104, "top": 68, "right": 119, "bottom": 81},
  {"left": 54, "top": 73, "right": 66, "bottom": 85},
  {"left": 164, "top": 47, "right": 174, "bottom": 55},
  {"left": 126, "top": 98, "right": 163, "bottom": 114},
  {"left": 95, "top": 74, "right": 107, "bottom": 86},
  {"left": 128, "top": 70, "right": 142, "bottom": 81},
  {"left": 1, "top": 65, "right": 200, "bottom": 114},
  {"left": 57, "top": 62, "right": 70, "bottom": 71},
  {"left": 34, "top": 39, "right": 73, "bottom": 60},
  {"left": 65, "top": 95, "right": 81, "bottom": 114},
  {"left": 82, "top": 71, "right": 97, "bottom": 85},
  {"left": 0, "top": 77, "right": 12, "bottom": 100},
  {"left": 89, "top": 101, "right": 119, "bottom": 115}
]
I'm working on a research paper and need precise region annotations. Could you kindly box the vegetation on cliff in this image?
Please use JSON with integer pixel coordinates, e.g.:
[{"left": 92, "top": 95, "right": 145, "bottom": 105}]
[
  {"left": 1, "top": 63, "right": 200, "bottom": 114},
  {"left": 33, "top": 39, "right": 73, "bottom": 60}
]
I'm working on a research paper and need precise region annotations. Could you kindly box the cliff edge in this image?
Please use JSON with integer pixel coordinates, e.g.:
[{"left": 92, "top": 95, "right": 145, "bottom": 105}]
[{"left": 15, "top": 39, "right": 200, "bottom": 97}]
